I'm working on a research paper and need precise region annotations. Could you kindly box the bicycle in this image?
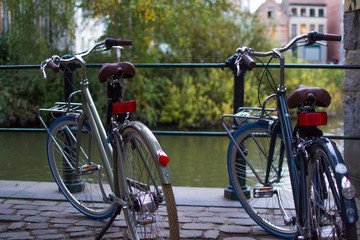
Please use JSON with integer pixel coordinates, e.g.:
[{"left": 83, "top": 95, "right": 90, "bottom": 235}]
[
  {"left": 222, "top": 32, "right": 358, "bottom": 239},
  {"left": 38, "top": 39, "right": 179, "bottom": 239}
]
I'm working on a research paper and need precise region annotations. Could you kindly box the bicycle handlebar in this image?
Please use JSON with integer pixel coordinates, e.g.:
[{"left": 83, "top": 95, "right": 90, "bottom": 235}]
[
  {"left": 47, "top": 60, "right": 60, "bottom": 72},
  {"left": 309, "top": 32, "right": 341, "bottom": 42},
  {"left": 40, "top": 38, "right": 133, "bottom": 78},
  {"left": 242, "top": 53, "right": 256, "bottom": 69},
  {"left": 240, "top": 32, "right": 341, "bottom": 60},
  {"left": 105, "top": 39, "right": 133, "bottom": 49},
  {"left": 233, "top": 31, "right": 342, "bottom": 89}
]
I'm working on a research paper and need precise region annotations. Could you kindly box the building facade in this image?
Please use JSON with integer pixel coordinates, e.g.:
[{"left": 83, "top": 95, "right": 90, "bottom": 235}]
[
  {"left": 255, "top": 0, "right": 288, "bottom": 46},
  {"left": 286, "top": 0, "right": 328, "bottom": 62},
  {"left": 257, "top": 0, "right": 342, "bottom": 63}
]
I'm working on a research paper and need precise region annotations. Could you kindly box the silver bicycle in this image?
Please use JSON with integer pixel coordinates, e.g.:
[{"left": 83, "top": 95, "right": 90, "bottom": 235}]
[{"left": 38, "top": 38, "right": 179, "bottom": 239}]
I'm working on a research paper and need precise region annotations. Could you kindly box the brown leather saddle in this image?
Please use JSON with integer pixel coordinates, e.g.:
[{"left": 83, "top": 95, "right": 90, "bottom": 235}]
[
  {"left": 287, "top": 85, "right": 331, "bottom": 109},
  {"left": 98, "top": 61, "right": 136, "bottom": 82}
]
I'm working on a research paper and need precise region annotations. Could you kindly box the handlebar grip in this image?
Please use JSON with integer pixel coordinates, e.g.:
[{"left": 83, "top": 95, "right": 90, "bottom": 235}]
[
  {"left": 322, "top": 33, "right": 341, "bottom": 41},
  {"left": 309, "top": 32, "right": 341, "bottom": 42},
  {"left": 105, "top": 38, "right": 133, "bottom": 49},
  {"left": 47, "top": 60, "right": 60, "bottom": 72},
  {"left": 242, "top": 53, "right": 256, "bottom": 69}
]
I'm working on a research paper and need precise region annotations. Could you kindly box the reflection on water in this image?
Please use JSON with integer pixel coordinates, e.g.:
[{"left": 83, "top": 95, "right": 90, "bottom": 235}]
[{"left": 0, "top": 115, "right": 344, "bottom": 188}]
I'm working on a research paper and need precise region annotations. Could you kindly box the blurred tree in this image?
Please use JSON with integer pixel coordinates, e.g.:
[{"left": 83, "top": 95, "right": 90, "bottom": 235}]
[
  {"left": 0, "top": 0, "right": 76, "bottom": 126},
  {"left": 80, "top": 0, "right": 271, "bottom": 128}
]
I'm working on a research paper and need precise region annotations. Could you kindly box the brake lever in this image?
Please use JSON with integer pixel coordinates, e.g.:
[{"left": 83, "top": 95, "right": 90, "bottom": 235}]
[
  {"left": 40, "top": 59, "right": 50, "bottom": 79},
  {"left": 235, "top": 54, "right": 241, "bottom": 77}
]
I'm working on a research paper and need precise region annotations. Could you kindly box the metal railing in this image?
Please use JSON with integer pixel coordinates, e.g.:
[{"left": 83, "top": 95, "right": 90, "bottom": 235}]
[
  {"left": 2, "top": 63, "right": 360, "bottom": 70},
  {"left": 1, "top": 62, "right": 360, "bottom": 141}
]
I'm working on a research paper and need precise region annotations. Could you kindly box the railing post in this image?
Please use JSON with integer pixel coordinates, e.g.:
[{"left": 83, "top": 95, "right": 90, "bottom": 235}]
[
  {"left": 62, "top": 63, "right": 84, "bottom": 193},
  {"left": 224, "top": 56, "right": 251, "bottom": 200}
]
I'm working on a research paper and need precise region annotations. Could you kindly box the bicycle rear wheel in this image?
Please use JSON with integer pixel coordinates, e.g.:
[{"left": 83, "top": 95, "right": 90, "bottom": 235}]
[
  {"left": 228, "top": 122, "right": 296, "bottom": 239},
  {"left": 117, "top": 124, "right": 179, "bottom": 239},
  {"left": 307, "top": 143, "right": 358, "bottom": 240},
  {"left": 47, "top": 116, "right": 115, "bottom": 219}
]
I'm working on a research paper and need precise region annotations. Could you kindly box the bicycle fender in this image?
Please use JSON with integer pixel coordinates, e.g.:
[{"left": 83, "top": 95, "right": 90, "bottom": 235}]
[
  {"left": 123, "top": 121, "right": 174, "bottom": 185},
  {"left": 315, "top": 137, "right": 359, "bottom": 224}
]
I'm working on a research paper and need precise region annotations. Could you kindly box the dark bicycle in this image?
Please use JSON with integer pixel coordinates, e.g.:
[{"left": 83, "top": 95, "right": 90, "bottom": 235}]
[{"left": 222, "top": 32, "right": 358, "bottom": 239}]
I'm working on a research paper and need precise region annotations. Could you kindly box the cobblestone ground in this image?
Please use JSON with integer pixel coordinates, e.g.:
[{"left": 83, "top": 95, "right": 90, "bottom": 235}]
[{"left": 0, "top": 198, "right": 359, "bottom": 240}]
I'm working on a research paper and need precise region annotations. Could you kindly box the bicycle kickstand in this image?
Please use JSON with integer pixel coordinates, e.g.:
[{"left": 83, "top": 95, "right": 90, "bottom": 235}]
[{"left": 95, "top": 204, "right": 122, "bottom": 240}]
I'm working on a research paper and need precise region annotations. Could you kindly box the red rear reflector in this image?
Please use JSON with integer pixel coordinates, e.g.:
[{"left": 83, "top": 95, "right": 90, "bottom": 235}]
[
  {"left": 157, "top": 150, "right": 169, "bottom": 166},
  {"left": 298, "top": 112, "right": 327, "bottom": 126},
  {"left": 113, "top": 100, "right": 136, "bottom": 114}
]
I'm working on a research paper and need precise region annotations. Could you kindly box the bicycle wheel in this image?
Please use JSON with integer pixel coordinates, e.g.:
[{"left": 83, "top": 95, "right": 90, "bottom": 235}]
[
  {"left": 228, "top": 121, "right": 296, "bottom": 238},
  {"left": 117, "top": 124, "right": 179, "bottom": 239},
  {"left": 47, "top": 116, "right": 116, "bottom": 219},
  {"left": 307, "top": 143, "right": 357, "bottom": 239}
]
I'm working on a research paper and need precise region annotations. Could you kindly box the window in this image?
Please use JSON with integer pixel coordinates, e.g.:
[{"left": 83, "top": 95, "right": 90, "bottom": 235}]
[
  {"left": 301, "top": 8, "right": 306, "bottom": 16},
  {"left": 310, "top": 24, "right": 315, "bottom": 31},
  {"left": 301, "top": 24, "right": 307, "bottom": 34},
  {"left": 319, "top": 24, "right": 324, "bottom": 33},
  {"left": 268, "top": 6, "right": 274, "bottom": 18},
  {"left": 310, "top": 8, "right": 315, "bottom": 17},
  {"left": 319, "top": 8, "right": 324, "bottom": 17},
  {"left": 292, "top": 24, "right": 297, "bottom": 38},
  {"left": 271, "top": 26, "right": 276, "bottom": 40},
  {"left": 291, "top": 8, "right": 297, "bottom": 16}
]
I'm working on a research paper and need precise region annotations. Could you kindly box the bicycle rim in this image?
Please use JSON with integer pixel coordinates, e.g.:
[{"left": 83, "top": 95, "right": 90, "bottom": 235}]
[
  {"left": 228, "top": 122, "right": 296, "bottom": 238},
  {"left": 307, "top": 144, "right": 357, "bottom": 239},
  {"left": 47, "top": 116, "right": 115, "bottom": 219},
  {"left": 119, "top": 126, "right": 179, "bottom": 239}
]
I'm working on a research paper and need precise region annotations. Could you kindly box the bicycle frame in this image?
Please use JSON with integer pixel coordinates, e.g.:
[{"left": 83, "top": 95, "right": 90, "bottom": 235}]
[
  {"left": 80, "top": 81, "right": 115, "bottom": 191},
  {"left": 225, "top": 32, "right": 358, "bottom": 238}
]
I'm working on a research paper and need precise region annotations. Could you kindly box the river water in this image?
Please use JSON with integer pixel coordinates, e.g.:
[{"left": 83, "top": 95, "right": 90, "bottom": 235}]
[{"left": 0, "top": 115, "right": 343, "bottom": 188}]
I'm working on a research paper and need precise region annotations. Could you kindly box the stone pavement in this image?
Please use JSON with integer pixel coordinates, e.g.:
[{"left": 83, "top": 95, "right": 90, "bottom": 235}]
[{"left": 0, "top": 180, "right": 359, "bottom": 240}]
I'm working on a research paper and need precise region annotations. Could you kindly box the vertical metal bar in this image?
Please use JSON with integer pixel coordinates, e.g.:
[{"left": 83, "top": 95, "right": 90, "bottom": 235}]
[
  {"left": 224, "top": 66, "right": 250, "bottom": 200},
  {"left": 81, "top": 86, "right": 114, "bottom": 190},
  {"left": 62, "top": 63, "right": 84, "bottom": 193}
]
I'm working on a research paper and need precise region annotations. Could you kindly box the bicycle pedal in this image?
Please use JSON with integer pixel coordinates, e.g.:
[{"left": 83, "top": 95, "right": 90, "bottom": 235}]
[
  {"left": 78, "top": 164, "right": 99, "bottom": 175},
  {"left": 137, "top": 216, "right": 156, "bottom": 225},
  {"left": 253, "top": 187, "right": 275, "bottom": 198}
]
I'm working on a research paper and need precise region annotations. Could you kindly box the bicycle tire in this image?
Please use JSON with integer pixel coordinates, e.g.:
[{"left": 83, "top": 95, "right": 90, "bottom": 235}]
[
  {"left": 307, "top": 142, "right": 358, "bottom": 240},
  {"left": 47, "top": 116, "right": 116, "bottom": 219},
  {"left": 117, "top": 124, "right": 179, "bottom": 239},
  {"left": 228, "top": 122, "right": 297, "bottom": 239}
]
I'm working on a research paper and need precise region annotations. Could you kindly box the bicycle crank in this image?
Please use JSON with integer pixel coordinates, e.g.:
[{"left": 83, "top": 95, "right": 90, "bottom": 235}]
[{"left": 254, "top": 187, "right": 294, "bottom": 226}]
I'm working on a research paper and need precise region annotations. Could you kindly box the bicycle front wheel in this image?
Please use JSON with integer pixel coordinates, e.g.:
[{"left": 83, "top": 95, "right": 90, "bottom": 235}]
[
  {"left": 117, "top": 124, "right": 179, "bottom": 239},
  {"left": 307, "top": 142, "right": 358, "bottom": 240},
  {"left": 228, "top": 122, "right": 296, "bottom": 239},
  {"left": 47, "top": 116, "right": 115, "bottom": 219}
]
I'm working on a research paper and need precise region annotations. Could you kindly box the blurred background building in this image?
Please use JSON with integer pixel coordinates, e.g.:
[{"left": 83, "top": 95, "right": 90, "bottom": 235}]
[{"left": 255, "top": 0, "right": 343, "bottom": 63}]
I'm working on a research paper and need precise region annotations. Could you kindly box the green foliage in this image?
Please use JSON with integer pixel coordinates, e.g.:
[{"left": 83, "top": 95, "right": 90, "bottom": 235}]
[
  {"left": 0, "top": 0, "right": 76, "bottom": 126},
  {"left": 0, "top": 1, "right": 345, "bottom": 129},
  {"left": 79, "top": 0, "right": 272, "bottom": 129}
]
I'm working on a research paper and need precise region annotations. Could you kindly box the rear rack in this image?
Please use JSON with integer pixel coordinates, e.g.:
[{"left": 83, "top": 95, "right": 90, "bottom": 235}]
[
  {"left": 222, "top": 107, "right": 277, "bottom": 128},
  {"left": 221, "top": 106, "right": 277, "bottom": 140},
  {"left": 45, "top": 102, "right": 82, "bottom": 114},
  {"left": 37, "top": 102, "right": 83, "bottom": 133}
]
